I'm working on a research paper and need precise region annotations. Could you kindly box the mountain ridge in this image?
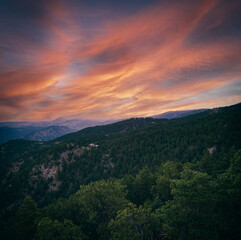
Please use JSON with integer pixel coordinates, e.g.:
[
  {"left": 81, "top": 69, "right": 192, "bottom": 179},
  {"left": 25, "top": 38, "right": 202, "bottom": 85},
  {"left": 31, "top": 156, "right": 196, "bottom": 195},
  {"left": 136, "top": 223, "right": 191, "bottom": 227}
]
[
  {"left": 152, "top": 108, "right": 209, "bottom": 119},
  {"left": 0, "top": 102, "right": 240, "bottom": 210},
  {"left": 24, "top": 126, "right": 74, "bottom": 141},
  {"left": 0, "top": 108, "right": 206, "bottom": 144}
]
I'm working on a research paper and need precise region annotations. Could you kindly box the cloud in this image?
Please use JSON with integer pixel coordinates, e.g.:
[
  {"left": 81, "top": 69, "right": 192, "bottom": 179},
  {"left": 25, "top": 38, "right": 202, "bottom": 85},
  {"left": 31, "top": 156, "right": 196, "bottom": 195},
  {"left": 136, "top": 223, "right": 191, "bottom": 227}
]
[{"left": 0, "top": 0, "right": 240, "bottom": 121}]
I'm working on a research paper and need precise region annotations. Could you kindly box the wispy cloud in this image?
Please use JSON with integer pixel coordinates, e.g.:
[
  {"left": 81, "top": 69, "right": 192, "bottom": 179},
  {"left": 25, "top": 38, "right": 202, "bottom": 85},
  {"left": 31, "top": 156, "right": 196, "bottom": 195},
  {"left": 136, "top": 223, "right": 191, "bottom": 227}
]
[{"left": 0, "top": 0, "right": 240, "bottom": 121}]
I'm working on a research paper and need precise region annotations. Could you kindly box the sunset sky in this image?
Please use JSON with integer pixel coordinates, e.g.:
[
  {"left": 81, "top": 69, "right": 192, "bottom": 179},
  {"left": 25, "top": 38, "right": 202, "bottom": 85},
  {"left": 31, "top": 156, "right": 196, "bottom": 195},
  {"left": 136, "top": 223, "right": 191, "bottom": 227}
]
[{"left": 0, "top": 0, "right": 241, "bottom": 121}]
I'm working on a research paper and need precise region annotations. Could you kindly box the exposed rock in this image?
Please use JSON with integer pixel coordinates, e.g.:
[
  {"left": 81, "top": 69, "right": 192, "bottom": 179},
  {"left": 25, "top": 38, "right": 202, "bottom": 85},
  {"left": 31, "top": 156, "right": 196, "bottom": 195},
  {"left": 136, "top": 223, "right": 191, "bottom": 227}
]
[
  {"left": 31, "top": 163, "right": 63, "bottom": 191},
  {"left": 7, "top": 160, "right": 24, "bottom": 176},
  {"left": 208, "top": 146, "right": 216, "bottom": 154},
  {"left": 89, "top": 143, "right": 99, "bottom": 148}
]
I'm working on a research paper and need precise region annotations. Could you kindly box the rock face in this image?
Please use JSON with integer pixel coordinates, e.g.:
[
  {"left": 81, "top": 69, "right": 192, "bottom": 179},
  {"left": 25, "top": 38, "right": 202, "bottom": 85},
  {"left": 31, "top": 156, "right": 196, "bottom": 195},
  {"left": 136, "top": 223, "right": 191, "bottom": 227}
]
[{"left": 25, "top": 126, "right": 74, "bottom": 141}]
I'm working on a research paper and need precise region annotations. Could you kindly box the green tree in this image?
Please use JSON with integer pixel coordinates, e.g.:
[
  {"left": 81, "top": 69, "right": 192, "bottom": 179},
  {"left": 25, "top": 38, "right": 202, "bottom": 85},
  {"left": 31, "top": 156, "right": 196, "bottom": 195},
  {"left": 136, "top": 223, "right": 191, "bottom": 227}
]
[
  {"left": 153, "top": 175, "right": 171, "bottom": 202},
  {"left": 130, "top": 166, "right": 156, "bottom": 205},
  {"left": 15, "top": 198, "right": 41, "bottom": 240},
  {"left": 157, "top": 161, "right": 183, "bottom": 179},
  {"left": 152, "top": 162, "right": 183, "bottom": 202},
  {"left": 214, "top": 150, "right": 241, "bottom": 240},
  {"left": 34, "top": 217, "right": 85, "bottom": 240},
  {"left": 109, "top": 203, "right": 162, "bottom": 240},
  {"left": 73, "top": 178, "right": 129, "bottom": 240},
  {"left": 161, "top": 168, "right": 216, "bottom": 240},
  {"left": 197, "top": 151, "right": 214, "bottom": 174}
]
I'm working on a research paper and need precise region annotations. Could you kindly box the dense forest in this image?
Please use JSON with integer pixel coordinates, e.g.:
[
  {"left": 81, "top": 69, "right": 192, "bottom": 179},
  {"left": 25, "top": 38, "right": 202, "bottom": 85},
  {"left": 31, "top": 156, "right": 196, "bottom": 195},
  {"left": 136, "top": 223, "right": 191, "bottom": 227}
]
[{"left": 0, "top": 103, "right": 241, "bottom": 239}]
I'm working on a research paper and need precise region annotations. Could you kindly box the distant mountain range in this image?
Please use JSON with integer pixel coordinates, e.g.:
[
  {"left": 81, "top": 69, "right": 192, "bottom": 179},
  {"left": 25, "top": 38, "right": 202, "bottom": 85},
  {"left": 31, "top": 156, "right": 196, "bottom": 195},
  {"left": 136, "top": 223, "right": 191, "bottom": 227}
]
[
  {"left": 24, "top": 126, "right": 74, "bottom": 141},
  {"left": 0, "top": 109, "right": 208, "bottom": 144},
  {"left": 0, "top": 119, "right": 103, "bottom": 144},
  {"left": 152, "top": 109, "right": 209, "bottom": 119},
  {"left": 0, "top": 118, "right": 102, "bottom": 129}
]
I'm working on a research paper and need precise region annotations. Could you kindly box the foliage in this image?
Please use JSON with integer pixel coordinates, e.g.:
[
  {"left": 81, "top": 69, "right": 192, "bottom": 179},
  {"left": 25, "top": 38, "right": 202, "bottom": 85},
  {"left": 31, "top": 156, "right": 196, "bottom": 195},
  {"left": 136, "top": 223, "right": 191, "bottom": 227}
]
[
  {"left": 109, "top": 203, "right": 162, "bottom": 240},
  {"left": 0, "top": 103, "right": 241, "bottom": 239},
  {"left": 161, "top": 168, "right": 216, "bottom": 240},
  {"left": 15, "top": 198, "right": 41, "bottom": 240},
  {"left": 34, "top": 217, "right": 85, "bottom": 240}
]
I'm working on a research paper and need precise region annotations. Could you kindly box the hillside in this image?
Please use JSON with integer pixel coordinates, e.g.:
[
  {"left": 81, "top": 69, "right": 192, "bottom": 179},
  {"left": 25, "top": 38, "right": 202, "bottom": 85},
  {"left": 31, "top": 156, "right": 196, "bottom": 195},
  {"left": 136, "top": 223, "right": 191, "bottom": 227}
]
[
  {"left": 0, "top": 103, "right": 241, "bottom": 240},
  {"left": 0, "top": 109, "right": 208, "bottom": 144},
  {"left": 1, "top": 103, "right": 240, "bottom": 206},
  {"left": 55, "top": 117, "right": 165, "bottom": 142}
]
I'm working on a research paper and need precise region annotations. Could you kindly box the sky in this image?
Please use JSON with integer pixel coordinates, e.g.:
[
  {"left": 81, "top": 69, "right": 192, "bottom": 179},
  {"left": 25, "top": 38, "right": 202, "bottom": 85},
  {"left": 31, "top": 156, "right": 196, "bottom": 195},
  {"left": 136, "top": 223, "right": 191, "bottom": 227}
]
[{"left": 0, "top": 0, "right": 241, "bottom": 121}]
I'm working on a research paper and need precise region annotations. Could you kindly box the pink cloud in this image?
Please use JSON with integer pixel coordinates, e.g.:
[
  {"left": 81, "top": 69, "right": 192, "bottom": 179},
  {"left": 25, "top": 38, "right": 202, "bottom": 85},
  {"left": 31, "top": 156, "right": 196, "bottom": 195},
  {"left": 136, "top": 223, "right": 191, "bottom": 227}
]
[{"left": 0, "top": 0, "right": 240, "bottom": 121}]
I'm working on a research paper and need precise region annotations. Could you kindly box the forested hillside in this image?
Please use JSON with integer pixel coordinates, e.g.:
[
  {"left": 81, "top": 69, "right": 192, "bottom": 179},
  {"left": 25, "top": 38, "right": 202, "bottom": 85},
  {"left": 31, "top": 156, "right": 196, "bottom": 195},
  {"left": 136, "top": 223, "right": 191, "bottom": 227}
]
[
  {"left": 55, "top": 117, "right": 165, "bottom": 141},
  {"left": 0, "top": 103, "right": 241, "bottom": 240}
]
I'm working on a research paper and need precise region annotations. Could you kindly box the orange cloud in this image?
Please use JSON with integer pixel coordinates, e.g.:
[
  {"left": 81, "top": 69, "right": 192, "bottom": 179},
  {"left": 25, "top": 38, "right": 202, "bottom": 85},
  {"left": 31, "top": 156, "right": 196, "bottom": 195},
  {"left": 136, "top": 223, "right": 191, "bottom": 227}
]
[{"left": 0, "top": 0, "right": 240, "bottom": 121}]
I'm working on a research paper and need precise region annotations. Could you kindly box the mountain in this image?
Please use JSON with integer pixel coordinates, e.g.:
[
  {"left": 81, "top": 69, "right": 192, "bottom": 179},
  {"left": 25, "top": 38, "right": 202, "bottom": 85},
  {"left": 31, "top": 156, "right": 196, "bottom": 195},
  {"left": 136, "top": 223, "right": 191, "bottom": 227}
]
[
  {"left": 0, "top": 119, "right": 106, "bottom": 144},
  {"left": 0, "top": 125, "right": 74, "bottom": 144},
  {"left": 24, "top": 126, "right": 74, "bottom": 141},
  {"left": 0, "top": 109, "right": 208, "bottom": 144},
  {"left": 0, "top": 118, "right": 102, "bottom": 129},
  {"left": 45, "top": 118, "right": 105, "bottom": 130},
  {"left": 152, "top": 108, "right": 209, "bottom": 119},
  {"left": 0, "top": 103, "right": 240, "bottom": 207},
  {"left": 55, "top": 117, "right": 165, "bottom": 142},
  {"left": 0, "top": 126, "right": 45, "bottom": 144},
  {"left": 0, "top": 103, "right": 241, "bottom": 240}
]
